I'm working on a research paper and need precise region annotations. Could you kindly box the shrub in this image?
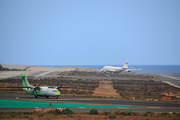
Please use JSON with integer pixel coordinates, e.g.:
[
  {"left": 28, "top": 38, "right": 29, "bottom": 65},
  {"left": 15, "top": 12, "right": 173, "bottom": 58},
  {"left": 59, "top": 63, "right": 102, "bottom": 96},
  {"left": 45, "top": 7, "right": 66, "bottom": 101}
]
[
  {"left": 55, "top": 109, "right": 62, "bottom": 115},
  {"left": 47, "top": 110, "right": 55, "bottom": 114},
  {"left": 160, "top": 112, "right": 168, "bottom": 116},
  {"left": 61, "top": 108, "right": 73, "bottom": 115},
  {"left": 142, "top": 111, "right": 153, "bottom": 116},
  {"left": 176, "top": 113, "right": 180, "bottom": 116},
  {"left": 108, "top": 112, "right": 116, "bottom": 119},
  {"left": 23, "top": 112, "right": 32, "bottom": 115},
  {"left": 104, "top": 111, "right": 110, "bottom": 115},
  {"left": 90, "top": 108, "right": 98, "bottom": 115},
  {"left": 24, "top": 115, "right": 29, "bottom": 118},
  {"left": 8, "top": 112, "right": 16, "bottom": 118},
  {"left": 127, "top": 111, "right": 131, "bottom": 116},
  {"left": 116, "top": 111, "right": 130, "bottom": 116},
  {"left": 38, "top": 112, "right": 44, "bottom": 117},
  {"left": 114, "top": 110, "right": 121, "bottom": 115},
  {"left": 131, "top": 112, "right": 140, "bottom": 116},
  {"left": 121, "top": 111, "right": 127, "bottom": 115},
  {"left": 16, "top": 111, "right": 22, "bottom": 115}
]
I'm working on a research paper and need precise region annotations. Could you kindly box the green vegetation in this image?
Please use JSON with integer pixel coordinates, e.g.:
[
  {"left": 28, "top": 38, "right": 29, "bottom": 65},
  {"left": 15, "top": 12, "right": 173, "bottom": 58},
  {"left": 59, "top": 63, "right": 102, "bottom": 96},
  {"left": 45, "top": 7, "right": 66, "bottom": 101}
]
[
  {"left": 113, "top": 111, "right": 131, "bottom": 115},
  {"left": 0, "top": 110, "right": 180, "bottom": 119},
  {"left": 61, "top": 108, "right": 73, "bottom": 114},
  {"left": 89, "top": 108, "right": 98, "bottom": 115},
  {"left": 108, "top": 112, "right": 116, "bottom": 119},
  {"left": 142, "top": 111, "right": 154, "bottom": 116},
  {"left": 0, "top": 64, "right": 21, "bottom": 71},
  {"left": 48, "top": 108, "right": 73, "bottom": 115}
]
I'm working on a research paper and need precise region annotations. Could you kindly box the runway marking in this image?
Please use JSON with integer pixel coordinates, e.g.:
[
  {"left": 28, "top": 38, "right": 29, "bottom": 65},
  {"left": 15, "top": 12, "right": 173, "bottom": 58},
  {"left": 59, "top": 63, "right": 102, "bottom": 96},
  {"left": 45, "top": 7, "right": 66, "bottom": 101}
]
[
  {"left": 161, "top": 75, "right": 180, "bottom": 80},
  {"left": 147, "top": 106, "right": 162, "bottom": 108},
  {"left": 162, "top": 81, "right": 180, "bottom": 89},
  {"left": 54, "top": 99, "right": 93, "bottom": 100},
  {"left": 78, "top": 107, "right": 86, "bottom": 109},
  {"left": 35, "top": 71, "right": 52, "bottom": 77}
]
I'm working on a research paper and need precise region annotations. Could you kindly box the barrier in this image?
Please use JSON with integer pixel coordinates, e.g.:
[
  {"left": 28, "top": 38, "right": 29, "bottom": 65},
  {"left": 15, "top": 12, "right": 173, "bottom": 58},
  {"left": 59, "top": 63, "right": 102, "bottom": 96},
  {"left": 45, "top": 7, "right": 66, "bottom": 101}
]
[
  {"left": 43, "top": 108, "right": 53, "bottom": 112},
  {"left": 33, "top": 108, "right": 43, "bottom": 112}
]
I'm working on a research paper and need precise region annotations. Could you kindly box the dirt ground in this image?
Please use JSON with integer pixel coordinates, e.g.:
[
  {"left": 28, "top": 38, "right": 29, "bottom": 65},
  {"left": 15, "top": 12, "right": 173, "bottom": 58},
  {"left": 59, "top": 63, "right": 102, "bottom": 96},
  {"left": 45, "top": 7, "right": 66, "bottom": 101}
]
[
  {"left": 1, "top": 114, "right": 178, "bottom": 120},
  {"left": 62, "top": 67, "right": 100, "bottom": 72},
  {"left": 93, "top": 80, "right": 120, "bottom": 98}
]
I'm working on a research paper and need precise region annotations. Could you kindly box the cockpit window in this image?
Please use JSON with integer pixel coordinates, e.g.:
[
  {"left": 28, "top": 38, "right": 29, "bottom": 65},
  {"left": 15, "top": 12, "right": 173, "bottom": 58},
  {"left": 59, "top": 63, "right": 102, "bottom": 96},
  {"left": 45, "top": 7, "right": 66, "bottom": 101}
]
[{"left": 52, "top": 90, "right": 58, "bottom": 92}]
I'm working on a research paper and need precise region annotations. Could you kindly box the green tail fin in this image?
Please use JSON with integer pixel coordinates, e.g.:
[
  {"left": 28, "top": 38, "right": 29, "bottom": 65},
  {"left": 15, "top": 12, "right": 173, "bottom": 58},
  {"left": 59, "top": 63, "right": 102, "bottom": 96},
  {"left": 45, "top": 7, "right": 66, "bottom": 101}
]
[{"left": 22, "top": 74, "right": 31, "bottom": 87}]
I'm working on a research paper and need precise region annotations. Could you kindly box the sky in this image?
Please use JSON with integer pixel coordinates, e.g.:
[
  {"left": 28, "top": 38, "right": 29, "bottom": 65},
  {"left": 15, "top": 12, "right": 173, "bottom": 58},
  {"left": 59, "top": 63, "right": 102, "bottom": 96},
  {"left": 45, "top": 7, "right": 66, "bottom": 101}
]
[{"left": 0, "top": 0, "right": 180, "bottom": 65}]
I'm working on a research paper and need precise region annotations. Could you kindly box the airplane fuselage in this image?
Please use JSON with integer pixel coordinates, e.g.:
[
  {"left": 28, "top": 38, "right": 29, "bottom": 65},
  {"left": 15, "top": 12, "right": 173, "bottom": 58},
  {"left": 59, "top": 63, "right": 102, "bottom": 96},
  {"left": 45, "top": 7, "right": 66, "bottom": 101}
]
[
  {"left": 101, "top": 60, "right": 141, "bottom": 73},
  {"left": 23, "top": 87, "right": 60, "bottom": 97},
  {"left": 4, "top": 74, "right": 78, "bottom": 99},
  {"left": 101, "top": 66, "right": 127, "bottom": 73}
]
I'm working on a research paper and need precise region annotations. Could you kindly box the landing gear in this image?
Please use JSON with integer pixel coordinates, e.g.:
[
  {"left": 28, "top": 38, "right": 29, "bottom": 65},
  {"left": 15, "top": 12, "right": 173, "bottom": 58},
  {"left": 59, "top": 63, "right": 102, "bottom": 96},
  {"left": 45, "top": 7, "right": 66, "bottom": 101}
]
[
  {"left": 55, "top": 96, "right": 58, "bottom": 99},
  {"left": 46, "top": 96, "right": 49, "bottom": 98},
  {"left": 35, "top": 96, "right": 38, "bottom": 98}
]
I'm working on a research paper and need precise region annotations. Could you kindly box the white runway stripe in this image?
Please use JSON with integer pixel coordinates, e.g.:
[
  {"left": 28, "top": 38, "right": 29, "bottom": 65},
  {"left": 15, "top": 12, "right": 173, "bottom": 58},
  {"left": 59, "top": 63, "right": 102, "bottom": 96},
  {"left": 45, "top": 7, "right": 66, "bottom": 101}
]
[
  {"left": 35, "top": 71, "right": 52, "bottom": 77},
  {"left": 161, "top": 75, "right": 180, "bottom": 80}
]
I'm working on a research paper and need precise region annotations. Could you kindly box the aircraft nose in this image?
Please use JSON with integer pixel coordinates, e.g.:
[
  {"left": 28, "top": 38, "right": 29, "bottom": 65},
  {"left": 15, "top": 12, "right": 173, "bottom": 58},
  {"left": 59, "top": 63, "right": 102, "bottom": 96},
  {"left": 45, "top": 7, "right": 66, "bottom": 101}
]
[{"left": 54, "top": 91, "right": 60, "bottom": 95}]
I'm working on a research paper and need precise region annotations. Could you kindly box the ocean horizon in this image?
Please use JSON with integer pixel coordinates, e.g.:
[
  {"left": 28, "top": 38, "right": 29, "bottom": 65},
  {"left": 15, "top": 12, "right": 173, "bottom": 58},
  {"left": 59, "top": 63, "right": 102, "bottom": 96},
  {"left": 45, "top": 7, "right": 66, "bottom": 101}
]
[{"left": 40, "top": 65, "right": 180, "bottom": 76}]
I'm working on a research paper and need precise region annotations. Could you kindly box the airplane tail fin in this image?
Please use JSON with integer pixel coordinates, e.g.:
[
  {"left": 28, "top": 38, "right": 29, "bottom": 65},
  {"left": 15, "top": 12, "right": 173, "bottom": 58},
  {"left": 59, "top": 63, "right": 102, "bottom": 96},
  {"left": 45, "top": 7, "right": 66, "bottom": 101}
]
[
  {"left": 123, "top": 60, "right": 129, "bottom": 68},
  {"left": 22, "top": 74, "right": 31, "bottom": 87}
]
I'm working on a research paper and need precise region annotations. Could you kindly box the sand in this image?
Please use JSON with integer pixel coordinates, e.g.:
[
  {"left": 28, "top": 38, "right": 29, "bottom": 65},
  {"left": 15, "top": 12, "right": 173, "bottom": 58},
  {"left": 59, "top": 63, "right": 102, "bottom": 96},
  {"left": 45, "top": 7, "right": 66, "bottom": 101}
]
[
  {"left": 0, "top": 64, "right": 75, "bottom": 79},
  {"left": 93, "top": 80, "right": 120, "bottom": 98}
]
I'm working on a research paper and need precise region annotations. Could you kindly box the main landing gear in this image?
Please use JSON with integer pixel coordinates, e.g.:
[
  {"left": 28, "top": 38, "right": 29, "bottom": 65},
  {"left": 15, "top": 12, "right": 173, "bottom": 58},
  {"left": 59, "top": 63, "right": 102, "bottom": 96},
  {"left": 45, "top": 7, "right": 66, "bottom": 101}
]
[{"left": 55, "top": 96, "right": 58, "bottom": 99}]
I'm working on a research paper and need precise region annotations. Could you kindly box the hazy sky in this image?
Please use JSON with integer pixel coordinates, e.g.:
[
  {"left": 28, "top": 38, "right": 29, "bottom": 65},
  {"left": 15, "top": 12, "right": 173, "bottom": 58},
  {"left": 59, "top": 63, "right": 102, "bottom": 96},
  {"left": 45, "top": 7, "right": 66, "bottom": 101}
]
[{"left": 0, "top": 0, "right": 180, "bottom": 65}]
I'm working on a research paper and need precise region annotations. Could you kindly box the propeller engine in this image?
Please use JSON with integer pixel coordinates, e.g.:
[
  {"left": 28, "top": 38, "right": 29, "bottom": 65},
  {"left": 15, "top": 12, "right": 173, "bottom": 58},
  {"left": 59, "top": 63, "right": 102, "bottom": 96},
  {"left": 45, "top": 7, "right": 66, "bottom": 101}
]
[
  {"left": 124, "top": 70, "right": 131, "bottom": 72},
  {"left": 56, "top": 84, "right": 62, "bottom": 90},
  {"left": 33, "top": 84, "right": 41, "bottom": 97}
]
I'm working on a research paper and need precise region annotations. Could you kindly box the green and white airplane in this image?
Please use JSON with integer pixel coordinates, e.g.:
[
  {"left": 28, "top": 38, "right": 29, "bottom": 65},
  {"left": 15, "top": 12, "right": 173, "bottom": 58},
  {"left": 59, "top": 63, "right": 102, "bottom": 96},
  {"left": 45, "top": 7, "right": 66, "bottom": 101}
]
[{"left": 5, "top": 74, "right": 78, "bottom": 99}]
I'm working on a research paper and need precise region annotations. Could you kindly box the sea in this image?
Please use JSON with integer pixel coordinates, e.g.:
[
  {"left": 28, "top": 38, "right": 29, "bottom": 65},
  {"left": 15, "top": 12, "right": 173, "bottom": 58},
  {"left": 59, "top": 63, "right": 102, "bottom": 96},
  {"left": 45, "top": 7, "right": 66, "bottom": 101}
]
[{"left": 43, "top": 65, "right": 180, "bottom": 76}]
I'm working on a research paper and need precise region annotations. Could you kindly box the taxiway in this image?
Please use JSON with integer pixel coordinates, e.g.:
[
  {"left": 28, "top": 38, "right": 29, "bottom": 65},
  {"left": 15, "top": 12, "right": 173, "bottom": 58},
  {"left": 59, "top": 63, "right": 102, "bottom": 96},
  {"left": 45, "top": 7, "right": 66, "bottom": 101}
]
[{"left": 0, "top": 92, "right": 180, "bottom": 113}]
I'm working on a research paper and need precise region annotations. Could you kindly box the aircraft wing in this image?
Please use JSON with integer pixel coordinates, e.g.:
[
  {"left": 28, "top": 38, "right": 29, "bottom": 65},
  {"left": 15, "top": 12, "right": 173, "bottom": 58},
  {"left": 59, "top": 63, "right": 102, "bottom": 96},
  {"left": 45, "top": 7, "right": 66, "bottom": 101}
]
[
  {"left": 124, "top": 68, "right": 142, "bottom": 72},
  {"left": 57, "top": 86, "right": 79, "bottom": 88},
  {"left": 127, "top": 68, "right": 142, "bottom": 71},
  {"left": 2, "top": 86, "right": 32, "bottom": 88},
  {"left": 48, "top": 86, "right": 79, "bottom": 89},
  {"left": 109, "top": 70, "right": 117, "bottom": 72},
  {"left": 103, "top": 69, "right": 117, "bottom": 72}
]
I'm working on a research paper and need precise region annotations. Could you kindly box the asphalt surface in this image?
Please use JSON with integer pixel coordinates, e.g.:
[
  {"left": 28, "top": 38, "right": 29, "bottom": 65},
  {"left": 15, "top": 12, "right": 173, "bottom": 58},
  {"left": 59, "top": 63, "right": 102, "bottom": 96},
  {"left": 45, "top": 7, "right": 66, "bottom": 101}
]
[{"left": 1, "top": 92, "right": 180, "bottom": 113}]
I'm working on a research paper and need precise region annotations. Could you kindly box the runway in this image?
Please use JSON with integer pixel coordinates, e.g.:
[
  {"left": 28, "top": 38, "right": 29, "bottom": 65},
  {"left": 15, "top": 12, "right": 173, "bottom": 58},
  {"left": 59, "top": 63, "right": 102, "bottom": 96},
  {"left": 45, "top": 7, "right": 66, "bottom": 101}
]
[{"left": 0, "top": 92, "right": 180, "bottom": 113}]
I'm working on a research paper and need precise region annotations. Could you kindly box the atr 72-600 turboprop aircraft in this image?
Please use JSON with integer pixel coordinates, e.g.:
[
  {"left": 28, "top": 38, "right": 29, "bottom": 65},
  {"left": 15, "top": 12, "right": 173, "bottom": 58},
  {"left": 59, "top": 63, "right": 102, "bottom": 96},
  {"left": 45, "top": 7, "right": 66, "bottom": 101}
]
[
  {"left": 101, "top": 60, "right": 141, "bottom": 73},
  {"left": 4, "top": 74, "right": 78, "bottom": 99}
]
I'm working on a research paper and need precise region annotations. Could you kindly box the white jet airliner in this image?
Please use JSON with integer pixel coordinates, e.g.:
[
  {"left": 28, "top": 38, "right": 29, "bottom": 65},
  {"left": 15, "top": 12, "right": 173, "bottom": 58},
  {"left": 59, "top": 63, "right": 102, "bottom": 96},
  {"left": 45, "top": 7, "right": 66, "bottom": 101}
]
[
  {"left": 4, "top": 74, "right": 78, "bottom": 99},
  {"left": 101, "top": 60, "right": 141, "bottom": 73}
]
